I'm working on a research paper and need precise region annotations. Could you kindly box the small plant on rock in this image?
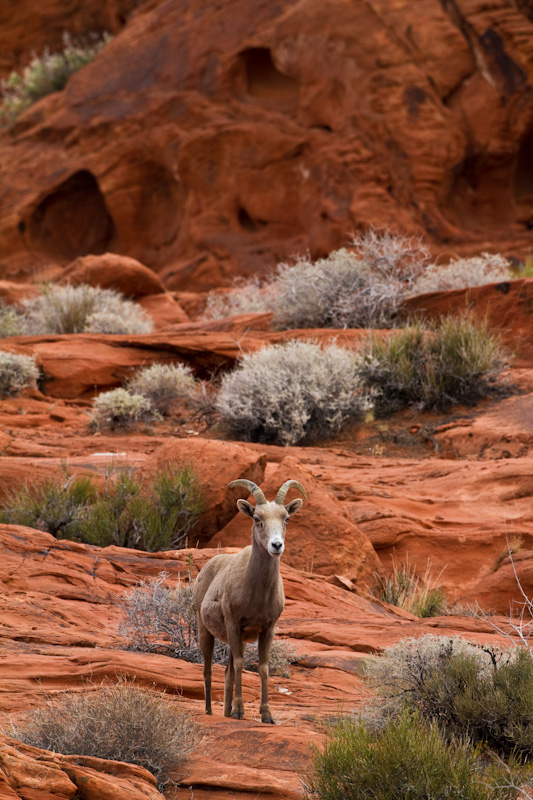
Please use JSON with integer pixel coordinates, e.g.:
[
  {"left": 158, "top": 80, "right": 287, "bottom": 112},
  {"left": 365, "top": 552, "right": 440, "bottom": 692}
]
[
  {"left": 90, "top": 388, "right": 156, "bottom": 431},
  {"left": 0, "top": 32, "right": 112, "bottom": 127},
  {"left": 358, "top": 315, "right": 508, "bottom": 414},
  {"left": 127, "top": 363, "right": 197, "bottom": 415},
  {"left": 215, "top": 339, "right": 372, "bottom": 446},
  {"left": 411, "top": 252, "right": 511, "bottom": 295},
  {"left": 0, "top": 350, "right": 39, "bottom": 396},
  {"left": 9, "top": 679, "right": 201, "bottom": 790},
  {"left": 0, "top": 302, "right": 26, "bottom": 338},
  {"left": 373, "top": 558, "right": 447, "bottom": 618},
  {"left": 22, "top": 284, "right": 153, "bottom": 335}
]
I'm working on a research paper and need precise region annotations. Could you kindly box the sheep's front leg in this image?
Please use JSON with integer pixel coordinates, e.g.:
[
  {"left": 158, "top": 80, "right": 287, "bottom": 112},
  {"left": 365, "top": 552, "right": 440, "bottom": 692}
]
[
  {"left": 223, "top": 649, "right": 235, "bottom": 717},
  {"left": 227, "top": 630, "right": 245, "bottom": 719},
  {"left": 198, "top": 617, "right": 215, "bottom": 715},
  {"left": 258, "top": 627, "right": 276, "bottom": 724}
]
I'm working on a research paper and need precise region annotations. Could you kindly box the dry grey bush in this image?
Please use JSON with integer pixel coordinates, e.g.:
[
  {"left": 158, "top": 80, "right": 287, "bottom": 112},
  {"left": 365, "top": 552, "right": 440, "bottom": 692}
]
[
  {"left": 23, "top": 284, "right": 153, "bottom": 335},
  {"left": 203, "top": 278, "right": 274, "bottom": 320},
  {"left": 215, "top": 339, "right": 372, "bottom": 446},
  {"left": 119, "top": 574, "right": 297, "bottom": 675},
  {"left": 127, "top": 363, "right": 196, "bottom": 415},
  {"left": 10, "top": 679, "right": 201, "bottom": 790},
  {"left": 90, "top": 388, "right": 157, "bottom": 430},
  {"left": 0, "top": 351, "right": 39, "bottom": 396},
  {"left": 411, "top": 253, "right": 510, "bottom": 295},
  {"left": 0, "top": 302, "right": 25, "bottom": 338}
]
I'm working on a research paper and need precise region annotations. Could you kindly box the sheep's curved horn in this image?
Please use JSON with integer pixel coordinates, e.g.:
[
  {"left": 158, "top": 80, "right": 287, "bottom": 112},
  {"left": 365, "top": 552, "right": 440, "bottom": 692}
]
[
  {"left": 228, "top": 479, "right": 267, "bottom": 505},
  {"left": 275, "top": 480, "right": 307, "bottom": 504}
]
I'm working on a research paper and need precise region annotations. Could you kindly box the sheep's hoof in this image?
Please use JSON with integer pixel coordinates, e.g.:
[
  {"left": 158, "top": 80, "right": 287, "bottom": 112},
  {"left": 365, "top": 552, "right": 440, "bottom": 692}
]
[
  {"left": 231, "top": 710, "right": 244, "bottom": 720},
  {"left": 262, "top": 716, "right": 276, "bottom": 724}
]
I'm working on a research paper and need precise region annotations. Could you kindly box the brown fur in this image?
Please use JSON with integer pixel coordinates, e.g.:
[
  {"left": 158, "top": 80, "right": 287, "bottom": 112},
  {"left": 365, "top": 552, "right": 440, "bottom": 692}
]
[{"left": 193, "top": 487, "right": 304, "bottom": 723}]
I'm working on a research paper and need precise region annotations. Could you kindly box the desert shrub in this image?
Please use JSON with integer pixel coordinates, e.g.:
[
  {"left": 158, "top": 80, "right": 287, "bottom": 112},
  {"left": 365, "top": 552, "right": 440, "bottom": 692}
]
[
  {"left": 10, "top": 679, "right": 201, "bottom": 789},
  {"left": 80, "top": 466, "right": 203, "bottom": 551},
  {"left": 0, "top": 350, "right": 39, "bottom": 396},
  {"left": 119, "top": 573, "right": 297, "bottom": 675},
  {"left": 204, "top": 279, "right": 274, "bottom": 320},
  {"left": 364, "top": 634, "right": 533, "bottom": 759},
  {"left": 358, "top": 315, "right": 507, "bottom": 414},
  {"left": 215, "top": 339, "right": 371, "bottom": 446},
  {"left": 127, "top": 363, "right": 196, "bottom": 415},
  {"left": 0, "top": 472, "right": 97, "bottom": 538},
  {"left": 22, "top": 284, "right": 152, "bottom": 335},
  {"left": 272, "top": 231, "right": 429, "bottom": 330},
  {"left": 304, "top": 707, "right": 518, "bottom": 800},
  {"left": 373, "top": 560, "right": 447, "bottom": 618},
  {"left": 0, "top": 303, "right": 26, "bottom": 338},
  {"left": 90, "top": 388, "right": 156, "bottom": 431},
  {"left": 0, "top": 33, "right": 112, "bottom": 126},
  {"left": 411, "top": 252, "right": 510, "bottom": 295}
]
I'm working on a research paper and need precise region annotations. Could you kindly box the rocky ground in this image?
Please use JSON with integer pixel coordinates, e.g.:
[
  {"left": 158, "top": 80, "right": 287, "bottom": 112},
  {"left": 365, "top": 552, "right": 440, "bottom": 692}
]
[{"left": 1, "top": 261, "right": 533, "bottom": 799}]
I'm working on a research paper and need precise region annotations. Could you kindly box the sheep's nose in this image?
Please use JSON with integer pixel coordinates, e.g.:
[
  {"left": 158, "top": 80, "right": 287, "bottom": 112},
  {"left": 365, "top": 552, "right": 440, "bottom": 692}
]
[{"left": 271, "top": 541, "right": 283, "bottom": 552}]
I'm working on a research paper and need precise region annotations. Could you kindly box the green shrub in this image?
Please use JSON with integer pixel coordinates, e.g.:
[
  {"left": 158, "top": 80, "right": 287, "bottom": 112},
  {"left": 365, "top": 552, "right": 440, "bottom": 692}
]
[
  {"left": 0, "top": 350, "right": 39, "bottom": 396},
  {"left": 364, "top": 634, "right": 533, "bottom": 759},
  {"left": 23, "top": 284, "right": 152, "bottom": 335},
  {"left": 0, "top": 302, "right": 25, "bottom": 338},
  {"left": 358, "top": 316, "right": 507, "bottom": 414},
  {"left": 305, "top": 707, "right": 518, "bottom": 800},
  {"left": 0, "top": 33, "right": 112, "bottom": 126},
  {"left": 0, "top": 466, "right": 203, "bottom": 552},
  {"left": 373, "top": 560, "right": 447, "bottom": 618},
  {"left": 81, "top": 466, "right": 203, "bottom": 551},
  {"left": 90, "top": 388, "right": 156, "bottom": 431},
  {"left": 0, "top": 472, "right": 97, "bottom": 538},
  {"left": 215, "top": 339, "right": 371, "bottom": 446},
  {"left": 119, "top": 573, "right": 297, "bottom": 675},
  {"left": 411, "top": 253, "right": 510, "bottom": 295},
  {"left": 10, "top": 680, "right": 201, "bottom": 790},
  {"left": 127, "top": 363, "right": 196, "bottom": 415}
]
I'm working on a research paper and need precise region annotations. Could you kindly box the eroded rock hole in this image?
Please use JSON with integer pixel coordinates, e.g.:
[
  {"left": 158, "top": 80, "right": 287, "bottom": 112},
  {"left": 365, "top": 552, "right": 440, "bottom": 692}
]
[
  {"left": 28, "top": 170, "right": 114, "bottom": 260},
  {"left": 240, "top": 48, "right": 298, "bottom": 103}
]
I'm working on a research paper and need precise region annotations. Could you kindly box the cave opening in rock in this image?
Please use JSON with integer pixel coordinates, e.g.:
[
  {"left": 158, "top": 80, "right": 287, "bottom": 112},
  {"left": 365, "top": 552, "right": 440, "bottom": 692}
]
[
  {"left": 27, "top": 170, "right": 115, "bottom": 261},
  {"left": 514, "top": 128, "right": 533, "bottom": 201},
  {"left": 239, "top": 47, "right": 298, "bottom": 103}
]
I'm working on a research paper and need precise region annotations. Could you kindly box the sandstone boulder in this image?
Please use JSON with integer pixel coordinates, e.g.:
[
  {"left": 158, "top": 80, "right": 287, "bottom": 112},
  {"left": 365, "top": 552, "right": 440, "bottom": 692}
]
[{"left": 60, "top": 253, "right": 165, "bottom": 298}]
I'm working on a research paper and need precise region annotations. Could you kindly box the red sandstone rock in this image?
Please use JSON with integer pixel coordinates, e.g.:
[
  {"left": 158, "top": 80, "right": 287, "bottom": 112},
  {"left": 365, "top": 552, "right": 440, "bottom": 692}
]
[{"left": 60, "top": 253, "right": 166, "bottom": 298}]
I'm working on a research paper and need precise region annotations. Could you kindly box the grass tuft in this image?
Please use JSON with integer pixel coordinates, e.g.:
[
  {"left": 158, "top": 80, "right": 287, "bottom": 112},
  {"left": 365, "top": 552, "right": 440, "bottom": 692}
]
[
  {"left": 0, "top": 350, "right": 39, "bottom": 396},
  {"left": 127, "top": 363, "right": 196, "bottom": 415}
]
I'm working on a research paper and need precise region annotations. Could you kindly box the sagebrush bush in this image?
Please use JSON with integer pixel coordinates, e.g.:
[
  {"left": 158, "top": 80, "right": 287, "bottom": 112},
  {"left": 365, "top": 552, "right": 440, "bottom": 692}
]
[
  {"left": 373, "top": 560, "right": 447, "bottom": 618},
  {"left": 80, "top": 466, "right": 203, "bottom": 551},
  {"left": 0, "top": 472, "right": 97, "bottom": 538},
  {"left": 23, "top": 284, "right": 153, "bottom": 335},
  {"left": 0, "top": 302, "right": 25, "bottom": 338},
  {"left": 305, "top": 707, "right": 518, "bottom": 800},
  {"left": 10, "top": 680, "right": 201, "bottom": 789},
  {"left": 358, "top": 316, "right": 507, "bottom": 414},
  {"left": 215, "top": 340, "right": 371, "bottom": 446},
  {"left": 0, "top": 350, "right": 39, "bottom": 396},
  {"left": 411, "top": 252, "right": 510, "bottom": 295},
  {"left": 127, "top": 363, "right": 196, "bottom": 415},
  {"left": 0, "top": 466, "right": 203, "bottom": 552},
  {"left": 0, "top": 33, "right": 112, "bottom": 126},
  {"left": 204, "top": 279, "right": 273, "bottom": 320},
  {"left": 119, "top": 573, "right": 297, "bottom": 675},
  {"left": 90, "top": 388, "right": 156, "bottom": 430}
]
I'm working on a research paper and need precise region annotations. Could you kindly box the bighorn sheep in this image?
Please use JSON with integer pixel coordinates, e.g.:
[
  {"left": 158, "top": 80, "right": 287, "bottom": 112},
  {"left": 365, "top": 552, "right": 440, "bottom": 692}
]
[{"left": 193, "top": 478, "right": 306, "bottom": 723}]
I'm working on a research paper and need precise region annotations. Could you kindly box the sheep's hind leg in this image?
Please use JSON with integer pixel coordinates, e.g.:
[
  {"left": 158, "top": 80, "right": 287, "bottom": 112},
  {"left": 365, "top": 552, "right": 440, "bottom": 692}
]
[
  {"left": 198, "top": 619, "right": 215, "bottom": 715},
  {"left": 223, "top": 649, "right": 235, "bottom": 717},
  {"left": 258, "top": 627, "right": 275, "bottom": 724}
]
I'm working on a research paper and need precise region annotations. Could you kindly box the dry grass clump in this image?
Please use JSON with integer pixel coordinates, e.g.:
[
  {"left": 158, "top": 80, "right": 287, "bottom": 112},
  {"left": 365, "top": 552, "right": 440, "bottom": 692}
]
[
  {"left": 373, "top": 559, "right": 447, "bottom": 618},
  {"left": 0, "top": 33, "right": 111, "bottom": 127},
  {"left": 0, "top": 302, "right": 25, "bottom": 338},
  {"left": 90, "top": 388, "right": 156, "bottom": 430},
  {"left": 119, "top": 573, "right": 297, "bottom": 675},
  {"left": 22, "top": 284, "right": 153, "bottom": 335},
  {"left": 304, "top": 707, "right": 517, "bottom": 800},
  {"left": 215, "top": 339, "right": 371, "bottom": 446},
  {"left": 411, "top": 252, "right": 510, "bottom": 295},
  {"left": 10, "top": 680, "right": 201, "bottom": 790},
  {"left": 204, "top": 279, "right": 273, "bottom": 320},
  {"left": 1, "top": 466, "right": 203, "bottom": 552},
  {"left": 126, "top": 363, "right": 196, "bottom": 415},
  {"left": 358, "top": 315, "right": 508, "bottom": 414},
  {"left": 0, "top": 350, "right": 39, "bottom": 396}
]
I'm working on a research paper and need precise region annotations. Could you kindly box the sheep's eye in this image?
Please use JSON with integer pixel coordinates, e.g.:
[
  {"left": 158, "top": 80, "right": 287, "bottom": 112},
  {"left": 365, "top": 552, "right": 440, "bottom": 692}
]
[{"left": 253, "top": 517, "right": 262, "bottom": 525}]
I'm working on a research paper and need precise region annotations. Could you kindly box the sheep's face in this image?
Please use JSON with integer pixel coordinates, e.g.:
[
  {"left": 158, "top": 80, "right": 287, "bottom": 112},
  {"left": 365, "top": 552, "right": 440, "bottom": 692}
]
[{"left": 237, "top": 498, "right": 303, "bottom": 557}]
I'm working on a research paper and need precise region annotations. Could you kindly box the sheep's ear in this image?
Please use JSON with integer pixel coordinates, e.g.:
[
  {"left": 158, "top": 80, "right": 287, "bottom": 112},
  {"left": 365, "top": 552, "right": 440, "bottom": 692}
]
[
  {"left": 237, "top": 499, "right": 255, "bottom": 518},
  {"left": 285, "top": 498, "right": 303, "bottom": 516}
]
